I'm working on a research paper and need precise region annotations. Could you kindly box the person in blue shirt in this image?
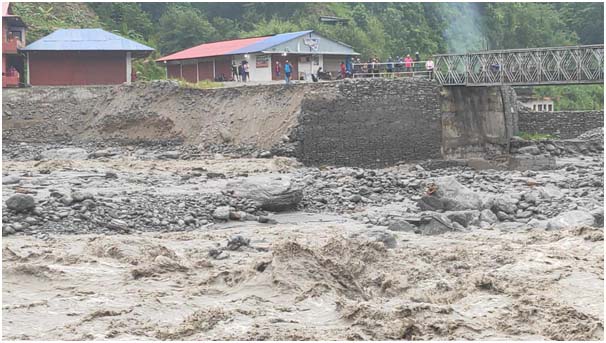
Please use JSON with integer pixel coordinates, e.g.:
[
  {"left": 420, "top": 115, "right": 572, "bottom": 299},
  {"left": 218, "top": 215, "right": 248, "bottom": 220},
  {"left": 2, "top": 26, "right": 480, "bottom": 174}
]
[{"left": 284, "top": 60, "right": 293, "bottom": 84}]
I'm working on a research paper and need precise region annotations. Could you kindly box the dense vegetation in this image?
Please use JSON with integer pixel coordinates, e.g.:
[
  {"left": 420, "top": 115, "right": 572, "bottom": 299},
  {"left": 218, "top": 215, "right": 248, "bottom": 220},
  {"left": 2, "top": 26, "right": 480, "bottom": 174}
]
[{"left": 13, "top": 2, "right": 604, "bottom": 109}]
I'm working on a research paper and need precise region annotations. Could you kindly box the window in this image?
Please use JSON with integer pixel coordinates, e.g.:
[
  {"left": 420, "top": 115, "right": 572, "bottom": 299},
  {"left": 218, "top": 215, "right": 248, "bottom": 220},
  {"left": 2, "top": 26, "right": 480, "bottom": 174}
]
[
  {"left": 8, "top": 30, "right": 22, "bottom": 42},
  {"left": 533, "top": 104, "right": 536, "bottom": 111},
  {"left": 548, "top": 104, "right": 553, "bottom": 111},
  {"left": 537, "top": 104, "right": 543, "bottom": 111},
  {"left": 312, "top": 55, "right": 320, "bottom": 66}
]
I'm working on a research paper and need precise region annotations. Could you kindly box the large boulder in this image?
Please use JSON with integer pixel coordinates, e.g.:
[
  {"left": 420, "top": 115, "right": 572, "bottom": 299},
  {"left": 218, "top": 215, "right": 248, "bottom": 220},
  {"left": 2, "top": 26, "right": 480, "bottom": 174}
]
[
  {"left": 547, "top": 210, "right": 595, "bottom": 230},
  {"left": 417, "top": 176, "right": 483, "bottom": 211},
  {"left": 41, "top": 148, "right": 88, "bottom": 160},
  {"left": 226, "top": 176, "right": 303, "bottom": 211},
  {"left": 6, "top": 194, "right": 35, "bottom": 212}
]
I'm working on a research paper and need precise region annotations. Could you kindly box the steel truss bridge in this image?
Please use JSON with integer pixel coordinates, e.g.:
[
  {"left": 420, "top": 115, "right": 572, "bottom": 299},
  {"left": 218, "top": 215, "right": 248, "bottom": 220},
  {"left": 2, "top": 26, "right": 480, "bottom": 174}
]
[{"left": 434, "top": 44, "right": 604, "bottom": 86}]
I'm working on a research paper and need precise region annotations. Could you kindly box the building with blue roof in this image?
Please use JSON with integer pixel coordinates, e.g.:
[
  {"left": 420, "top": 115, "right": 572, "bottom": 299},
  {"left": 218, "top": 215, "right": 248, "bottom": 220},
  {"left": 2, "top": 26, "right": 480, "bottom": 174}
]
[
  {"left": 21, "top": 28, "right": 154, "bottom": 86},
  {"left": 158, "top": 30, "right": 358, "bottom": 83}
]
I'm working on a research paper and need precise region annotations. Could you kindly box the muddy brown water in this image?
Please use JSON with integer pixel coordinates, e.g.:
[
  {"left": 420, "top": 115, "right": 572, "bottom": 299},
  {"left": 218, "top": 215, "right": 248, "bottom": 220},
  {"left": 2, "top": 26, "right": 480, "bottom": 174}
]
[
  {"left": 3, "top": 214, "right": 603, "bottom": 340},
  {"left": 2, "top": 155, "right": 604, "bottom": 340}
]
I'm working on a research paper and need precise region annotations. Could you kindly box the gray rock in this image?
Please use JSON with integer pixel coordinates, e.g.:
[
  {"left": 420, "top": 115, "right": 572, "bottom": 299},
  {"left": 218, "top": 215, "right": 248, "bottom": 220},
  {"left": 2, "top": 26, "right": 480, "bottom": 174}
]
[
  {"left": 107, "top": 219, "right": 128, "bottom": 232},
  {"left": 517, "top": 146, "right": 541, "bottom": 155},
  {"left": 349, "top": 194, "right": 362, "bottom": 203},
  {"left": 547, "top": 210, "right": 595, "bottom": 230},
  {"left": 6, "top": 194, "right": 35, "bottom": 212},
  {"left": 41, "top": 148, "right": 88, "bottom": 160},
  {"left": 365, "top": 230, "right": 397, "bottom": 249},
  {"left": 590, "top": 208, "right": 604, "bottom": 228},
  {"left": 89, "top": 149, "right": 117, "bottom": 159},
  {"left": 156, "top": 151, "right": 181, "bottom": 159},
  {"left": 226, "top": 235, "right": 250, "bottom": 250},
  {"left": 2, "top": 175, "right": 21, "bottom": 185},
  {"left": 415, "top": 214, "right": 457, "bottom": 235},
  {"left": 105, "top": 172, "right": 119, "bottom": 179},
  {"left": 387, "top": 220, "right": 416, "bottom": 232},
  {"left": 488, "top": 196, "right": 517, "bottom": 214},
  {"left": 212, "top": 206, "right": 232, "bottom": 220},
  {"left": 496, "top": 211, "right": 512, "bottom": 221},
  {"left": 417, "top": 176, "right": 483, "bottom": 211},
  {"left": 60, "top": 196, "right": 73, "bottom": 206},
  {"left": 523, "top": 191, "right": 540, "bottom": 205},
  {"left": 538, "top": 184, "right": 564, "bottom": 200},
  {"left": 71, "top": 191, "right": 94, "bottom": 202},
  {"left": 2, "top": 226, "right": 15, "bottom": 236},
  {"left": 480, "top": 209, "right": 498, "bottom": 224},
  {"left": 226, "top": 176, "right": 303, "bottom": 211},
  {"left": 445, "top": 210, "right": 480, "bottom": 227}
]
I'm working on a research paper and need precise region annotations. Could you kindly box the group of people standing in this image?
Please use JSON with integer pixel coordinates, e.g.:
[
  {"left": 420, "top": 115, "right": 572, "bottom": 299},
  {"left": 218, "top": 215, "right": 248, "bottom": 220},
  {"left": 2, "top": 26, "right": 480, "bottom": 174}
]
[
  {"left": 353, "top": 52, "right": 435, "bottom": 78},
  {"left": 231, "top": 60, "right": 250, "bottom": 82}
]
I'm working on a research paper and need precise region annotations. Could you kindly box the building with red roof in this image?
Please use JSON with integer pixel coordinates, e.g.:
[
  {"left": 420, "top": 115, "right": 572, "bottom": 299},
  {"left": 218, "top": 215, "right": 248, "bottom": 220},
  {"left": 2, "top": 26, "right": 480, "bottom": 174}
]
[
  {"left": 2, "top": 2, "right": 26, "bottom": 87},
  {"left": 157, "top": 30, "right": 359, "bottom": 82}
]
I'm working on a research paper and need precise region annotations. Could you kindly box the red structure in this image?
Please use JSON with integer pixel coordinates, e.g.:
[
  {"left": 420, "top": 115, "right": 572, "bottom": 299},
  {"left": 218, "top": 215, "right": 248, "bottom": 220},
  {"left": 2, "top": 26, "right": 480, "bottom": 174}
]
[
  {"left": 22, "top": 28, "right": 154, "bottom": 86},
  {"left": 2, "top": 2, "right": 26, "bottom": 88}
]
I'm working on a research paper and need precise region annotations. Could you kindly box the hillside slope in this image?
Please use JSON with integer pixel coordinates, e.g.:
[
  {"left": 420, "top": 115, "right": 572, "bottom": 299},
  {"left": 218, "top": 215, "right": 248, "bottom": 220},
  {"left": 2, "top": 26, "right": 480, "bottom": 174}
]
[{"left": 12, "top": 2, "right": 101, "bottom": 43}]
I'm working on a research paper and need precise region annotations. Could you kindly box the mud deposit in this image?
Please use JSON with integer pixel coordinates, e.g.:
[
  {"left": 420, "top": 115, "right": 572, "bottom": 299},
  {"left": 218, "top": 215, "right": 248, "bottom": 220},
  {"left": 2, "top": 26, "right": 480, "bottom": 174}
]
[{"left": 2, "top": 215, "right": 603, "bottom": 340}]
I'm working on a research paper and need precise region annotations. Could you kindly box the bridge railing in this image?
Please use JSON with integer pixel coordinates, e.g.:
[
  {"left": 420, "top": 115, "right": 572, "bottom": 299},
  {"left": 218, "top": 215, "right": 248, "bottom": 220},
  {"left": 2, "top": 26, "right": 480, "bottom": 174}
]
[
  {"left": 351, "top": 61, "right": 433, "bottom": 79},
  {"left": 434, "top": 44, "right": 604, "bottom": 86}
]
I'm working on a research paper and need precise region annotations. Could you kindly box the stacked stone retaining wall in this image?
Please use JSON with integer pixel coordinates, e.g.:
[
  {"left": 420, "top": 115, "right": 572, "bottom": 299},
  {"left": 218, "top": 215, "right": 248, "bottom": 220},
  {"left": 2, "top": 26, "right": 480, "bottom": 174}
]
[
  {"left": 518, "top": 110, "right": 604, "bottom": 139},
  {"left": 295, "top": 78, "right": 443, "bottom": 168}
]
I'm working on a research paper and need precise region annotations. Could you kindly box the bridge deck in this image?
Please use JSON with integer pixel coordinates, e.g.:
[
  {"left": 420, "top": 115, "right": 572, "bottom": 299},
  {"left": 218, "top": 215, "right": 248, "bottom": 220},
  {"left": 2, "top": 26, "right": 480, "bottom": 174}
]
[{"left": 434, "top": 45, "right": 604, "bottom": 86}]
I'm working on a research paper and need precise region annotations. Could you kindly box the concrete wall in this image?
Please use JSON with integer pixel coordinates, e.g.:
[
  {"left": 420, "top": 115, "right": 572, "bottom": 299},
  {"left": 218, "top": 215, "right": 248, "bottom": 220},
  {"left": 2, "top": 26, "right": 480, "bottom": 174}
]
[
  {"left": 517, "top": 110, "right": 604, "bottom": 139},
  {"left": 295, "top": 78, "right": 443, "bottom": 168},
  {"left": 441, "top": 85, "right": 518, "bottom": 159}
]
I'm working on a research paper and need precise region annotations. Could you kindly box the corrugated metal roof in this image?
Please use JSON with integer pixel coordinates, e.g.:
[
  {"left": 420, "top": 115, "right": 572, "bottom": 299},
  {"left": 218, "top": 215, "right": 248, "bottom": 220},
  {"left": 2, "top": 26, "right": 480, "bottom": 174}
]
[
  {"left": 156, "top": 36, "right": 268, "bottom": 62},
  {"left": 228, "top": 30, "right": 313, "bottom": 55},
  {"left": 157, "top": 30, "right": 316, "bottom": 62},
  {"left": 21, "top": 29, "right": 154, "bottom": 52}
]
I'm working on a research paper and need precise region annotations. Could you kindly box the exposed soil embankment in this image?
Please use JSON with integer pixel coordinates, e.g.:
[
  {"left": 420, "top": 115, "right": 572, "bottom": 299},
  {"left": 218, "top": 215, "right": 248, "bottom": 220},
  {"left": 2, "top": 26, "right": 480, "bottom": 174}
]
[{"left": 3, "top": 81, "right": 320, "bottom": 149}]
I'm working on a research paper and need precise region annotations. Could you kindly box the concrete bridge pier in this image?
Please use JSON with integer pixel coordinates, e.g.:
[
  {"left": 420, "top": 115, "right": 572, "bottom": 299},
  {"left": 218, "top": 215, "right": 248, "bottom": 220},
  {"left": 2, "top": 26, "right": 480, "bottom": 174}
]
[{"left": 440, "top": 85, "right": 518, "bottom": 161}]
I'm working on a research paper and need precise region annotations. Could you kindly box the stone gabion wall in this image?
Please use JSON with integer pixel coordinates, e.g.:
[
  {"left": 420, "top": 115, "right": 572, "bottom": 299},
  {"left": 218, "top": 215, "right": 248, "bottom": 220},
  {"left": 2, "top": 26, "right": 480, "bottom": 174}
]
[
  {"left": 295, "top": 78, "right": 442, "bottom": 168},
  {"left": 518, "top": 110, "right": 604, "bottom": 139}
]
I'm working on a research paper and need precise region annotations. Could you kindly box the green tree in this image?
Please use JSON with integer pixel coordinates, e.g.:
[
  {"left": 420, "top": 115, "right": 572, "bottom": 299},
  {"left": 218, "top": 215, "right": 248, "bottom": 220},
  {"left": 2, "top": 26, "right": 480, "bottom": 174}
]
[
  {"left": 557, "top": 3, "right": 604, "bottom": 45},
  {"left": 90, "top": 3, "right": 153, "bottom": 40},
  {"left": 156, "top": 6, "right": 217, "bottom": 54},
  {"left": 482, "top": 3, "right": 578, "bottom": 49}
]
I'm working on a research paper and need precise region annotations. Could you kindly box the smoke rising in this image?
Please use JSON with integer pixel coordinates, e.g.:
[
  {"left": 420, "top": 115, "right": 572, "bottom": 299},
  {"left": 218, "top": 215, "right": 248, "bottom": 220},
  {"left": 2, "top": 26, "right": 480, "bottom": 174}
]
[{"left": 441, "top": 3, "right": 487, "bottom": 53}]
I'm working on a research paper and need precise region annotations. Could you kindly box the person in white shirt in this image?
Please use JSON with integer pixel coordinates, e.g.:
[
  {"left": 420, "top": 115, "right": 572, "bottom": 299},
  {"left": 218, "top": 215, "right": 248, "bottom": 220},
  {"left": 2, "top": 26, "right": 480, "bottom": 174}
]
[{"left": 425, "top": 57, "right": 435, "bottom": 79}]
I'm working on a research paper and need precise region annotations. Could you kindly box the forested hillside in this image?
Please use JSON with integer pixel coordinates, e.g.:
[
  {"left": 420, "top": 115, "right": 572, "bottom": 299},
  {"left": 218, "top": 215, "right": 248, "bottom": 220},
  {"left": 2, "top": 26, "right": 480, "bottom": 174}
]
[{"left": 12, "top": 2, "right": 604, "bottom": 109}]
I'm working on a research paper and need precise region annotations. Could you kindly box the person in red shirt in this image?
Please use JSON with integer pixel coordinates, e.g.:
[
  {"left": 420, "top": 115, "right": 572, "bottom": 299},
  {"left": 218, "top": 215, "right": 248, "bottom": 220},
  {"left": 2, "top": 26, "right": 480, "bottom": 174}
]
[
  {"left": 275, "top": 61, "right": 281, "bottom": 78},
  {"left": 404, "top": 54, "right": 413, "bottom": 73},
  {"left": 340, "top": 61, "right": 347, "bottom": 79}
]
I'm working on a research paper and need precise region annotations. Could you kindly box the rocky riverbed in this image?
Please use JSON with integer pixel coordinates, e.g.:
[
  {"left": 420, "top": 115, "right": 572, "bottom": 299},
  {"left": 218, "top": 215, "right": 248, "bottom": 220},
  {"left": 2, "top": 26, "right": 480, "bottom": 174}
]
[{"left": 2, "top": 141, "right": 604, "bottom": 340}]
